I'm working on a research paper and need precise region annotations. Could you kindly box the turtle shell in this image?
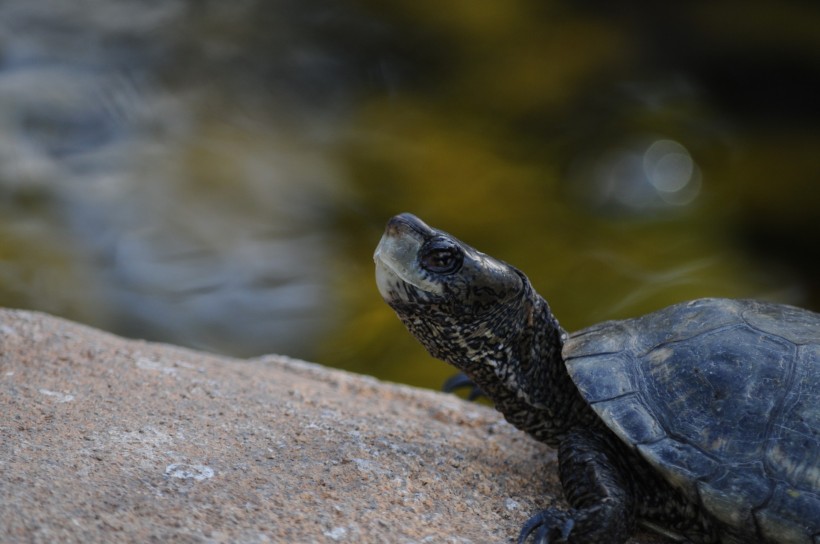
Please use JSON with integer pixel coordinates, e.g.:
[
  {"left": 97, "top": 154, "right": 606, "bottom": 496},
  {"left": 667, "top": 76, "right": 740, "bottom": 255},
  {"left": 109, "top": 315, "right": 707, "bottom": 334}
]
[{"left": 564, "top": 298, "right": 820, "bottom": 544}]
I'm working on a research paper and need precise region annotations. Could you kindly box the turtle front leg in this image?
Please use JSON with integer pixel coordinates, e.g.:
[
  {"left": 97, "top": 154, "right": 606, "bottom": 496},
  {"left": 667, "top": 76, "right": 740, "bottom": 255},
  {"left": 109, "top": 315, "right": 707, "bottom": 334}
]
[
  {"left": 441, "top": 373, "right": 485, "bottom": 400},
  {"left": 519, "top": 428, "right": 637, "bottom": 544}
]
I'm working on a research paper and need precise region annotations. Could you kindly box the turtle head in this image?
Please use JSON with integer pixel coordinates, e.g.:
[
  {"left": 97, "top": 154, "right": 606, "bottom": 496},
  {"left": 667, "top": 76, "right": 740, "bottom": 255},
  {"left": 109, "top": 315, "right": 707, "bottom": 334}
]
[
  {"left": 375, "top": 213, "right": 560, "bottom": 406},
  {"left": 375, "top": 213, "right": 524, "bottom": 316}
]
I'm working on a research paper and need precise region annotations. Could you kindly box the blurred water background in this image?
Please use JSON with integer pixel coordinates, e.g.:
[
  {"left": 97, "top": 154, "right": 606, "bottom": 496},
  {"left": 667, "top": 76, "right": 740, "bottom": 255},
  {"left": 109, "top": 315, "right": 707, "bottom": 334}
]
[{"left": 1, "top": 0, "right": 818, "bottom": 389}]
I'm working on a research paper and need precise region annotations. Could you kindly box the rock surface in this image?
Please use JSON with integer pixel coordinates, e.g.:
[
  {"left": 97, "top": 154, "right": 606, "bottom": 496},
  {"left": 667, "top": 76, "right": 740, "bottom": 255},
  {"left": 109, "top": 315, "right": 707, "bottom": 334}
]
[{"left": 0, "top": 309, "right": 664, "bottom": 543}]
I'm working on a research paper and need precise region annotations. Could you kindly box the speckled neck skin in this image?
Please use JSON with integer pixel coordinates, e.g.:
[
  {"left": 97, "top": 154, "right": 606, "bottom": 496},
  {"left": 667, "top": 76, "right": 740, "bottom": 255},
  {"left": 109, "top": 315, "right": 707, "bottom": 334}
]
[{"left": 387, "top": 278, "right": 598, "bottom": 448}]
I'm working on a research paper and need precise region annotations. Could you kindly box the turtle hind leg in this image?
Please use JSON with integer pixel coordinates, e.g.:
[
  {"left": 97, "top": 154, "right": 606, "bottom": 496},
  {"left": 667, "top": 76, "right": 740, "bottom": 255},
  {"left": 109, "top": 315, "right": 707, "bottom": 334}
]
[{"left": 520, "top": 428, "right": 637, "bottom": 543}]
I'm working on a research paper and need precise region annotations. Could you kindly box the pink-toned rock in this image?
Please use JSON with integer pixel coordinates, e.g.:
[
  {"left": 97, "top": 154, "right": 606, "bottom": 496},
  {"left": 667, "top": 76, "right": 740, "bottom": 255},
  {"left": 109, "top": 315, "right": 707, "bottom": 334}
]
[{"left": 0, "top": 309, "right": 663, "bottom": 543}]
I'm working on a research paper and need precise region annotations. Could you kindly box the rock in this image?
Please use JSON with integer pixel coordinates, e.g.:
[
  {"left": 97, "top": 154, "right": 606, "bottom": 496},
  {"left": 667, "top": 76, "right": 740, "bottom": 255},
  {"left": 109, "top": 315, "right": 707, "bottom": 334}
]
[{"left": 0, "top": 309, "right": 664, "bottom": 543}]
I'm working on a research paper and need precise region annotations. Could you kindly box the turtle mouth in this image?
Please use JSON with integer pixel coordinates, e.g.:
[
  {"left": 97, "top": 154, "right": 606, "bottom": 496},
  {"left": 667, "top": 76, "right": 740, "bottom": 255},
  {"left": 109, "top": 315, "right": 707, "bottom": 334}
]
[
  {"left": 374, "top": 238, "right": 443, "bottom": 300},
  {"left": 374, "top": 220, "right": 444, "bottom": 301},
  {"left": 374, "top": 253, "right": 411, "bottom": 301}
]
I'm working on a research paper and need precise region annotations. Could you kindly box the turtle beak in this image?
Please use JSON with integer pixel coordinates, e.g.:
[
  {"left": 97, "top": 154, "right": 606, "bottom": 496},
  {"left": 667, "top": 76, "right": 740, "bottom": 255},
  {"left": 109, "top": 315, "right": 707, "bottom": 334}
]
[
  {"left": 374, "top": 213, "right": 443, "bottom": 300},
  {"left": 373, "top": 215, "right": 425, "bottom": 269},
  {"left": 383, "top": 213, "right": 437, "bottom": 240}
]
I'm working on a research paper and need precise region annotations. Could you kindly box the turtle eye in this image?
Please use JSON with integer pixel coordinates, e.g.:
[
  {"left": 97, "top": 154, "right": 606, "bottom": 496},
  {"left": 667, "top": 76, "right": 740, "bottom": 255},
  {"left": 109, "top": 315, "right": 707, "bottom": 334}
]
[{"left": 419, "top": 238, "right": 463, "bottom": 274}]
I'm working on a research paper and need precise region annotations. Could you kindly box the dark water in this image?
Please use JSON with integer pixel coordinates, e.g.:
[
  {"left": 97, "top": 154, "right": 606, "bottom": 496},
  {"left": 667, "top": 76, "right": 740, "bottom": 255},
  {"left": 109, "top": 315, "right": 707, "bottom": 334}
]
[{"left": 1, "top": 0, "right": 818, "bottom": 390}]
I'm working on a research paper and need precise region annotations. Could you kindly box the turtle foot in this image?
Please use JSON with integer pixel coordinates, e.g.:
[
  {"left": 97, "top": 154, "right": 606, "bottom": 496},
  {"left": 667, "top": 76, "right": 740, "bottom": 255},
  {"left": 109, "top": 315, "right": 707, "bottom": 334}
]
[
  {"left": 442, "top": 373, "right": 484, "bottom": 400},
  {"left": 518, "top": 508, "right": 574, "bottom": 544}
]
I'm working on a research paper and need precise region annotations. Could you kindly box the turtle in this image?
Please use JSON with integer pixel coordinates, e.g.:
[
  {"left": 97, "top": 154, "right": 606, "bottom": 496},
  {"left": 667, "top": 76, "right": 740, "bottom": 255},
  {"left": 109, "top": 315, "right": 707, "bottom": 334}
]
[{"left": 373, "top": 213, "right": 820, "bottom": 544}]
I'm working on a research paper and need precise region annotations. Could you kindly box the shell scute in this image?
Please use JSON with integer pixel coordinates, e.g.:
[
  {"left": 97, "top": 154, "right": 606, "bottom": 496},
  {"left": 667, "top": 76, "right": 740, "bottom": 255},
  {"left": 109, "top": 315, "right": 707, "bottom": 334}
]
[
  {"left": 628, "top": 298, "right": 745, "bottom": 353},
  {"left": 768, "top": 344, "right": 820, "bottom": 491},
  {"left": 636, "top": 438, "right": 720, "bottom": 497},
  {"left": 755, "top": 484, "right": 820, "bottom": 544},
  {"left": 696, "top": 466, "right": 771, "bottom": 529},
  {"left": 639, "top": 325, "right": 794, "bottom": 462},
  {"left": 742, "top": 302, "right": 820, "bottom": 345},
  {"left": 563, "top": 320, "right": 630, "bottom": 357},
  {"left": 592, "top": 394, "right": 666, "bottom": 445},
  {"left": 564, "top": 352, "right": 637, "bottom": 402}
]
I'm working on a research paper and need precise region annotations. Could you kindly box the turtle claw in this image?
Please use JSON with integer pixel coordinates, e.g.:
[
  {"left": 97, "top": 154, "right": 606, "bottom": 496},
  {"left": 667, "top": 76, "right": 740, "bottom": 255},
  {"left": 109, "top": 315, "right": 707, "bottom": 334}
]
[
  {"left": 518, "top": 509, "right": 574, "bottom": 544},
  {"left": 442, "top": 373, "right": 484, "bottom": 400}
]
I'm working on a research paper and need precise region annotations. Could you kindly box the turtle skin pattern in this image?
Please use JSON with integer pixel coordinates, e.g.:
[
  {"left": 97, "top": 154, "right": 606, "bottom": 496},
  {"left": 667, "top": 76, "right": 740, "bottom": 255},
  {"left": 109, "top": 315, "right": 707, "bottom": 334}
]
[{"left": 564, "top": 298, "right": 820, "bottom": 544}]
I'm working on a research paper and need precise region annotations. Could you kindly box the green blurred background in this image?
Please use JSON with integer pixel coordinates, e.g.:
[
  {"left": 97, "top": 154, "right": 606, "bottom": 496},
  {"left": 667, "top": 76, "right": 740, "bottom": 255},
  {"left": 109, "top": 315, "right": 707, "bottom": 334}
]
[{"left": 1, "top": 0, "right": 818, "bottom": 390}]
